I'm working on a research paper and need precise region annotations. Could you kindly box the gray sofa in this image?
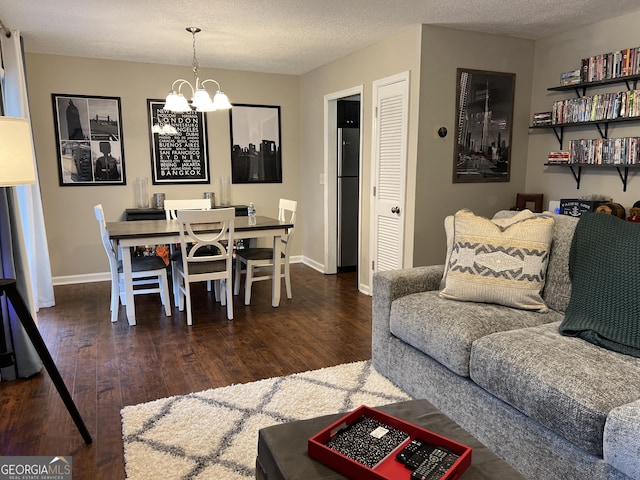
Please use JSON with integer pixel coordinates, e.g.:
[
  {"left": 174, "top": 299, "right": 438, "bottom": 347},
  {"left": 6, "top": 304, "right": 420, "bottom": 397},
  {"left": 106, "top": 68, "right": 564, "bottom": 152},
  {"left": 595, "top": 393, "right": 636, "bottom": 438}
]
[{"left": 372, "top": 211, "right": 640, "bottom": 480}]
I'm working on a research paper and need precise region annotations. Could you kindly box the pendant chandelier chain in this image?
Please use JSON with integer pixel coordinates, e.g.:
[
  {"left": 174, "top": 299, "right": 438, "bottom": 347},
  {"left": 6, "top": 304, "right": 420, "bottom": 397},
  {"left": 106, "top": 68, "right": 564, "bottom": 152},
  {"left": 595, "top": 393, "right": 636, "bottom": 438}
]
[{"left": 191, "top": 29, "right": 200, "bottom": 83}]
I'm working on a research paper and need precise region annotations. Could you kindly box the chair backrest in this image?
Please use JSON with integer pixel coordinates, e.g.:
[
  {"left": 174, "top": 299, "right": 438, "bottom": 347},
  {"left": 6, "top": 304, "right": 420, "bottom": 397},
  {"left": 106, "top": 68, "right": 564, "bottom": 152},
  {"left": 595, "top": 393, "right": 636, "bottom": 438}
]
[
  {"left": 163, "top": 198, "right": 211, "bottom": 220},
  {"left": 176, "top": 207, "right": 235, "bottom": 275},
  {"left": 278, "top": 199, "right": 297, "bottom": 256},
  {"left": 94, "top": 204, "right": 119, "bottom": 272}
]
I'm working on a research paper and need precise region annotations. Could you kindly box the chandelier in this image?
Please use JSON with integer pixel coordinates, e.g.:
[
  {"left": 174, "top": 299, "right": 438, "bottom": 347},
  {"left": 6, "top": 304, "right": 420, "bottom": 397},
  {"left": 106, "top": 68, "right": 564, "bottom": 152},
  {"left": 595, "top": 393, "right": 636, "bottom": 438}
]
[{"left": 163, "top": 27, "right": 232, "bottom": 113}]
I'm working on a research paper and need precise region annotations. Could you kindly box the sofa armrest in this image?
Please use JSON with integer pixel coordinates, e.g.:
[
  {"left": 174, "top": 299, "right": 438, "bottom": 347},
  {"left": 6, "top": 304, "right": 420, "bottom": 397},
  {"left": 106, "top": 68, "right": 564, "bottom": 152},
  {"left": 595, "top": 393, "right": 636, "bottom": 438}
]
[
  {"left": 372, "top": 265, "right": 444, "bottom": 375},
  {"left": 604, "top": 399, "right": 640, "bottom": 479}
]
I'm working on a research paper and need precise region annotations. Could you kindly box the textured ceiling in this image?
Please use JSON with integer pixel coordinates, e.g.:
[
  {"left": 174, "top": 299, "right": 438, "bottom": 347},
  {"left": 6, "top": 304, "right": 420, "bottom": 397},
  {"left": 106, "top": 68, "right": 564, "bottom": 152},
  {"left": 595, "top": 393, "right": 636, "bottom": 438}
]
[{"left": 1, "top": 0, "right": 640, "bottom": 75}]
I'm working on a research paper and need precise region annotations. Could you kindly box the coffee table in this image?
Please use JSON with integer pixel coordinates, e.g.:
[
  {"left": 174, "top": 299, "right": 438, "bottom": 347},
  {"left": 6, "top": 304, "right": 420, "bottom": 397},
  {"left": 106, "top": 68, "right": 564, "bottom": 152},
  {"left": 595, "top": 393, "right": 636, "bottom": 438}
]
[{"left": 256, "top": 399, "right": 526, "bottom": 479}]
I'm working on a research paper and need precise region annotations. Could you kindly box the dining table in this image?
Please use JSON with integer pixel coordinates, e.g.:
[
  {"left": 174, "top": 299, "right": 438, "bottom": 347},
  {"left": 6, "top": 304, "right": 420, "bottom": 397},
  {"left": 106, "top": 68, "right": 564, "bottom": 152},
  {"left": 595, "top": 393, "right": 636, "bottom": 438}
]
[{"left": 107, "top": 214, "right": 294, "bottom": 326}]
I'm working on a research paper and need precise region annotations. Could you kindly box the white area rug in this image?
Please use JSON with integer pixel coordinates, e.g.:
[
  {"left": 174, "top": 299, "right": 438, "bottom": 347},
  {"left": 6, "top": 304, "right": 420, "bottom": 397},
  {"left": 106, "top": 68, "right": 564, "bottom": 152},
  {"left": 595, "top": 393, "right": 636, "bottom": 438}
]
[{"left": 121, "top": 360, "right": 411, "bottom": 480}]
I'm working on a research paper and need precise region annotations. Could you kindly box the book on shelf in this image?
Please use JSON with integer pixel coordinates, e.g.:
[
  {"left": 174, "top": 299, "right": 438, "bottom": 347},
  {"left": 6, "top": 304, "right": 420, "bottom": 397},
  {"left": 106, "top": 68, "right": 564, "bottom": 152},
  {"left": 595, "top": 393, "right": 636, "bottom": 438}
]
[
  {"left": 532, "top": 111, "right": 552, "bottom": 126},
  {"left": 568, "top": 137, "right": 640, "bottom": 165},
  {"left": 550, "top": 90, "right": 640, "bottom": 124},
  {"left": 580, "top": 46, "right": 640, "bottom": 83},
  {"left": 547, "top": 151, "right": 570, "bottom": 164},
  {"left": 560, "top": 69, "right": 581, "bottom": 86}
]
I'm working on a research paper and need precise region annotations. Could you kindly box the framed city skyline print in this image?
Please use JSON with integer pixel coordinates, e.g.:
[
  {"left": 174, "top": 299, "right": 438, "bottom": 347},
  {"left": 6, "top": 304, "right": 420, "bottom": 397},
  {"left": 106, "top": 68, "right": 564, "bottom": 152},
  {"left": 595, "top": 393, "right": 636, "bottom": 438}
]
[
  {"left": 147, "top": 99, "right": 209, "bottom": 184},
  {"left": 52, "top": 93, "right": 125, "bottom": 186},
  {"left": 453, "top": 69, "right": 515, "bottom": 183},
  {"left": 229, "top": 104, "right": 282, "bottom": 183}
]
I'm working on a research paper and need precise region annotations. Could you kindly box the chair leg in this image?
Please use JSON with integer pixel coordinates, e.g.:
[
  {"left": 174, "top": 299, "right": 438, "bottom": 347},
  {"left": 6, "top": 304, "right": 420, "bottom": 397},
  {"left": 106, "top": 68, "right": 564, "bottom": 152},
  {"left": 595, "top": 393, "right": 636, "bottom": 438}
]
[
  {"left": 111, "top": 276, "right": 119, "bottom": 323},
  {"left": 234, "top": 258, "right": 242, "bottom": 295},
  {"left": 244, "top": 261, "right": 253, "bottom": 306},
  {"left": 184, "top": 280, "right": 193, "bottom": 326},
  {"left": 219, "top": 280, "right": 225, "bottom": 306},
  {"left": 159, "top": 271, "right": 172, "bottom": 317},
  {"left": 225, "top": 279, "right": 233, "bottom": 320},
  {"left": 176, "top": 272, "right": 185, "bottom": 311},
  {"left": 284, "top": 261, "right": 292, "bottom": 299}
]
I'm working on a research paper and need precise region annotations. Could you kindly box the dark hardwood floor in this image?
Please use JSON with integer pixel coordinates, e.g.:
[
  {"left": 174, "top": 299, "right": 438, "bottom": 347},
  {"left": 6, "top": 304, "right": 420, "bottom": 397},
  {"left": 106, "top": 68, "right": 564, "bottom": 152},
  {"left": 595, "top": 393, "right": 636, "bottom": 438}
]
[{"left": 0, "top": 265, "right": 372, "bottom": 479}]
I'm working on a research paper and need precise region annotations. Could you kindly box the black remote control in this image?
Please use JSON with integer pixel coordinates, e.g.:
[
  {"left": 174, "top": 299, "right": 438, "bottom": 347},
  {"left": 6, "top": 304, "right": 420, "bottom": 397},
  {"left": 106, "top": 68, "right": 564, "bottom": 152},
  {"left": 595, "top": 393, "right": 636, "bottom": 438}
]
[
  {"left": 405, "top": 444, "right": 438, "bottom": 470},
  {"left": 410, "top": 447, "right": 459, "bottom": 480},
  {"left": 396, "top": 439, "right": 425, "bottom": 464}
]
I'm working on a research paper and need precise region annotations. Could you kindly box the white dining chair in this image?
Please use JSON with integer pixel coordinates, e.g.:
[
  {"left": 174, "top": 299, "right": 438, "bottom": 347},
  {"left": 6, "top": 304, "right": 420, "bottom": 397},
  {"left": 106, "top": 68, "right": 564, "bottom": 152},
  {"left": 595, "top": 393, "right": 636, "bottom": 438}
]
[
  {"left": 94, "top": 204, "right": 171, "bottom": 323},
  {"left": 163, "top": 198, "right": 211, "bottom": 219},
  {"left": 164, "top": 198, "right": 215, "bottom": 296},
  {"left": 234, "top": 199, "right": 297, "bottom": 305},
  {"left": 173, "top": 207, "right": 235, "bottom": 325}
]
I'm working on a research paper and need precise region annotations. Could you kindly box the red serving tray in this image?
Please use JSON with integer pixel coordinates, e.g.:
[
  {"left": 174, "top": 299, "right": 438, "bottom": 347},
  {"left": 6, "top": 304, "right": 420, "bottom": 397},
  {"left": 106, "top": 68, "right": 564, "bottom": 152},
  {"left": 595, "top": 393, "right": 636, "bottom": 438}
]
[{"left": 308, "top": 405, "right": 472, "bottom": 480}]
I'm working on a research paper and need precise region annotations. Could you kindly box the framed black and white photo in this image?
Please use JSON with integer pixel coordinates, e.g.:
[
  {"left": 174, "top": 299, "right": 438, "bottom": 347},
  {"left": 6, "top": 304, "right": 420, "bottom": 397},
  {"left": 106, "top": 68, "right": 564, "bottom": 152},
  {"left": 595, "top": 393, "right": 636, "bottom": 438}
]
[
  {"left": 52, "top": 93, "right": 125, "bottom": 186},
  {"left": 453, "top": 69, "right": 515, "bottom": 183},
  {"left": 229, "top": 104, "right": 282, "bottom": 183},
  {"left": 147, "top": 99, "right": 209, "bottom": 184}
]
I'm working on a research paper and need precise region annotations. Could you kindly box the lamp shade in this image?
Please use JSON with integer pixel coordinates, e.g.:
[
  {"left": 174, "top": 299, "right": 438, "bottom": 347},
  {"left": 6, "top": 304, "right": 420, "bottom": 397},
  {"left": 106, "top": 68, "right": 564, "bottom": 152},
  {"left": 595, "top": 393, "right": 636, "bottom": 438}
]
[{"left": 0, "top": 117, "right": 37, "bottom": 186}]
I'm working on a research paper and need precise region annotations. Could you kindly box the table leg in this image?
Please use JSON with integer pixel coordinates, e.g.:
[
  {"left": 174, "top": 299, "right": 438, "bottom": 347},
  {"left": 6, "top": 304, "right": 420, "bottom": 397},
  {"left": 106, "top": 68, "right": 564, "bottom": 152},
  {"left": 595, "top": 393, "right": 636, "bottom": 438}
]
[
  {"left": 272, "top": 234, "right": 282, "bottom": 307},
  {"left": 121, "top": 245, "right": 137, "bottom": 326}
]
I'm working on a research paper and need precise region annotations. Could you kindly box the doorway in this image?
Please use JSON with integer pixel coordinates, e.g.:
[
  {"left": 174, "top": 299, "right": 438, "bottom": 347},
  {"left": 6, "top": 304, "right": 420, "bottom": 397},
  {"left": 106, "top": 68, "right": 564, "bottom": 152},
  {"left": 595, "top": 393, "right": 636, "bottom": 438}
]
[
  {"left": 323, "top": 86, "right": 363, "bottom": 287},
  {"left": 336, "top": 98, "right": 360, "bottom": 273}
]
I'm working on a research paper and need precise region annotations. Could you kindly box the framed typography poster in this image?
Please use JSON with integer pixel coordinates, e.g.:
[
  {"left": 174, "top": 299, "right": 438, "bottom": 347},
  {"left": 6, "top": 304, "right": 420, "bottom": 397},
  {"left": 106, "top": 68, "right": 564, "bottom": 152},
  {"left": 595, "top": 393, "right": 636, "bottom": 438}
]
[
  {"left": 147, "top": 99, "right": 209, "bottom": 184},
  {"left": 52, "top": 93, "right": 125, "bottom": 186}
]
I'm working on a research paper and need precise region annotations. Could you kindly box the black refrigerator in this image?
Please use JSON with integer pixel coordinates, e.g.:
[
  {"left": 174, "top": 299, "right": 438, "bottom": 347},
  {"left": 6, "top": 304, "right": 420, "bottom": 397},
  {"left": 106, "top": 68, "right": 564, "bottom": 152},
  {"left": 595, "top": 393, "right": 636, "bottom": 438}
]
[{"left": 337, "top": 127, "right": 360, "bottom": 270}]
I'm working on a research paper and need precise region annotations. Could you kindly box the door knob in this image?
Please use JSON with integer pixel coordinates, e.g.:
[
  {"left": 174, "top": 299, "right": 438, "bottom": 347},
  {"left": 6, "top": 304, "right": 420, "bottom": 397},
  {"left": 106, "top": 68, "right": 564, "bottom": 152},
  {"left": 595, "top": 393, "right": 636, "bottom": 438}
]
[{"left": 391, "top": 206, "right": 401, "bottom": 214}]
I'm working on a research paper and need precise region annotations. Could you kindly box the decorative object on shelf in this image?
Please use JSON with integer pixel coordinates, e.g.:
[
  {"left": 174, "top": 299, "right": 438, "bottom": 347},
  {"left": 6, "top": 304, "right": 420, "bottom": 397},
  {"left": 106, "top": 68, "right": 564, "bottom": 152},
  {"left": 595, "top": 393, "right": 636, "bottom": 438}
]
[
  {"left": 453, "top": 68, "right": 515, "bottom": 184},
  {"left": 559, "top": 196, "right": 610, "bottom": 217},
  {"left": 51, "top": 93, "right": 125, "bottom": 186},
  {"left": 229, "top": 104, "right": 282, "bottom": 183},
  {"left": 595, "top": 202, "right": 626, "bottom": 219},
  {"left": 220, "top": 175, "right": 231, "bottom": 205},
  {"left": 147, "top": 99, "right": 210, "bottom": 184},
  {"left": 163, "top": 27, "right": 231, "bottom": 113},
  {"left": 133, "top": 177, "right": 149, "bottom": 208},
  {"left": 152, "top": 192, "right": 165, "bottom": 209},
  {"left": 627, "top": 203, "right": 640, "bottom": 222}
]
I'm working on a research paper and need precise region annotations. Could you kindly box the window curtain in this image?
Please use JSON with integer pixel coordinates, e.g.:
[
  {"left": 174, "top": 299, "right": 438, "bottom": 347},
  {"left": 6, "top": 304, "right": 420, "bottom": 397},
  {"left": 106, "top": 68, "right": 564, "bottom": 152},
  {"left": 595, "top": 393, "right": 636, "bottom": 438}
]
[{"left": 0, "top": 30, "right": 53, "bottom": 380}]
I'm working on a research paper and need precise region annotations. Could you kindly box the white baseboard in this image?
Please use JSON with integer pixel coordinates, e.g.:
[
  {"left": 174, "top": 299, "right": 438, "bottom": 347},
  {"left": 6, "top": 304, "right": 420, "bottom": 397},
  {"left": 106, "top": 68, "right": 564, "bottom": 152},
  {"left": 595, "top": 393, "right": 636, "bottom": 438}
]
[
  {"left": 53, "top": 272, "right": 111, "bottom": 286},
  {"left": 301, "top": 256, "right": 325, "bottom": 273},
  {"left": 55, "top": 256, "right": 312, "bottom": 286}
]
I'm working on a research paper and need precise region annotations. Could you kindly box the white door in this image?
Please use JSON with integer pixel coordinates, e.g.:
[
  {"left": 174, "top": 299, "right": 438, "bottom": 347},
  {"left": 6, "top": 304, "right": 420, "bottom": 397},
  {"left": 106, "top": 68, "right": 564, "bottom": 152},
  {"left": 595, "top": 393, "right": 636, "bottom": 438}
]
[{"left": 371, "top": 72, "right": 409, "bottom": 273}]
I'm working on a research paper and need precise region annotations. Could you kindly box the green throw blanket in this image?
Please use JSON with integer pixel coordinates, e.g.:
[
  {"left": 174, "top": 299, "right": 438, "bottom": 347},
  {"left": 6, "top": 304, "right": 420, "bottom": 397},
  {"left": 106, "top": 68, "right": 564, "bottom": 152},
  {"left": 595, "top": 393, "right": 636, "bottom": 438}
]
[{"left": 559, "top": 212, "right": 640, "bottom": 358}]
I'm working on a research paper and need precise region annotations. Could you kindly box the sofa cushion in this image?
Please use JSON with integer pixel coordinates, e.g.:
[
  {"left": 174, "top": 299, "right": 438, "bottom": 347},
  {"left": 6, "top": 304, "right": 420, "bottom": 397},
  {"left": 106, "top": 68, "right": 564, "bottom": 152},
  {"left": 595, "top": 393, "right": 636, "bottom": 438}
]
[
  {"left": 492, "top": 211, "right": 578, "bottom": 313},
  {"left": 440, "top": 209, "right": 555, "bottom": 311},
  {"left": 470, "top": 322, "right": 640, "bottom": 456},
  {"left": 389, "top": 290, "right": 561, "bottom": 377},
  {"left": 559, "top": 212, "right": 640, "bottom": 358}
]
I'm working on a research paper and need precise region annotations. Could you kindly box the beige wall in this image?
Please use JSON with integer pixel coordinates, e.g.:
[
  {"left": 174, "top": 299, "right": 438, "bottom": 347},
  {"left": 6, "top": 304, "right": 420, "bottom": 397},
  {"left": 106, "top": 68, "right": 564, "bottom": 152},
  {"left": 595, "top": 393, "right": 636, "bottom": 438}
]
[
  {"left": 25, "top": 54, "right": 300, "bottom": 281},
  {"left": 299, "top": 26, "right": 423, "bottom": 290},
  {"left": 413, "top": 26, "right": 535, "bottom": 267},
  {"left": 527, "top": 10, "right": 640, "bottom": 209},
  {"left": 26, "top": 10, "right": 640, "bottom": 284}
]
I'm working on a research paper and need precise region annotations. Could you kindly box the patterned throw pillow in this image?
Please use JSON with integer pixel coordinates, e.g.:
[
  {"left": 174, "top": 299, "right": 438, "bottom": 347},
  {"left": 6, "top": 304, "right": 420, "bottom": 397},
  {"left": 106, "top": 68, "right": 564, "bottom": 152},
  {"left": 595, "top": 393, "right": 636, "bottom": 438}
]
[
  {"left": 440, "top": 209, "right": 536, "bottom": 289},
  {"left": 439, "top": 209, "right": 555, "bottom": 311}
]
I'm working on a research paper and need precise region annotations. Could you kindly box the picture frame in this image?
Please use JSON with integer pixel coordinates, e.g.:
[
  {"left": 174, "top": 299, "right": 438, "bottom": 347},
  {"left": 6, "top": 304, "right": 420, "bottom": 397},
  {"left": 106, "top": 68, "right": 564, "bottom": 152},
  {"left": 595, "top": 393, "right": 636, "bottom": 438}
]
[
  {"left": 147, "top": 99, "right": 209, "bottom": 184},
  {"left": 229, "top": 104, "right": 282, "bottom": 183},
  {"left": 52, "top": 93, "right": 125, "bottom": 186},
  {"left": 453, "top": 69, "right": 515, "bottom": 183}
]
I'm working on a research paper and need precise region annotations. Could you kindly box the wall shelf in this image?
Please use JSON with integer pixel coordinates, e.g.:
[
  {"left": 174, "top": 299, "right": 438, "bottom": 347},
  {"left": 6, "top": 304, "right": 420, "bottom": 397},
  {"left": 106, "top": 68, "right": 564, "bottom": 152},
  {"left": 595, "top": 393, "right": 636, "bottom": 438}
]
[{"left": 544, "top": 163, "right": 640, "bottom": 191}]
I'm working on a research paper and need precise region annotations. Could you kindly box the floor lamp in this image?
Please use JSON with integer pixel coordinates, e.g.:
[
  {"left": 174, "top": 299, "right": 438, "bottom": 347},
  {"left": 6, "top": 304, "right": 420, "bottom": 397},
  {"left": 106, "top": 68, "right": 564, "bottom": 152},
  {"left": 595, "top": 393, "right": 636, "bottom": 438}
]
[{"left": 0, "top": 116, "right": 92, "bottom": 444}]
